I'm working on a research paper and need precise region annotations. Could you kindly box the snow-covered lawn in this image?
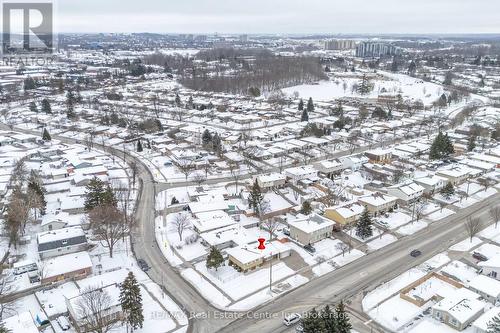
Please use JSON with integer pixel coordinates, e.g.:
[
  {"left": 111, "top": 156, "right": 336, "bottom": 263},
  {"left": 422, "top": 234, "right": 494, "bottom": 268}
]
[
  {"left": 377, "top": 211, "right": 412, "bottom": 230},
  {"left": 396, "top": 220, "right": 428, "bottom": 235},
  {"left": 181, "top": 268, "right": 231, "bottom": 308},
  {"left": 449, "top": 237, "right": 482, "bottom": 252},
  {"left": 368, "top": 295, "right": 427, "bottom": 331},
  {"left": 478, "top": 224, "right": 500, "bottom": 240},
  {"left": 453, "top": 197, "right": 479, "bottom": 209},
  {"left": 362, "top": 268, "right": 427, "bottom": 311},
  {"left": 439, "top": 260, "right": 479, "bottom": 283},
  {"left": 367, "top": 234, "right": 398, "bottom": 251},
  {"left": 473, "top": 187, "right": 498, "bottom": 200},
  {"left": 195, "top": 261, "right": 296, "bottom": 301},
  {"left": 426, "top": 208, "right": 455, "bottom": 221}
]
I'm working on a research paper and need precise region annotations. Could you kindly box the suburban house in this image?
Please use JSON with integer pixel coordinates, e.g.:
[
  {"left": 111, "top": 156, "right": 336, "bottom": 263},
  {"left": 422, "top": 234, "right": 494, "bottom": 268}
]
[
  {"left": 284, "top": 166, "right": 318, "bottom": 184},
  {"left": 191, "top": 210, "right": 237, "bottom": 233},
  {"left": 431, "top": 288, "right": 485, "bottom": 331},
  {"left": 479, "top": 255, "right": 500, "bottom": 280},
  {"left": 339, "top": 155, "right": 369, "bottom": 171},
  {"left": 226, "top": 240, "right": 291, "bottom": 273},
  {"left": 358, "top": 192, "right": 398, "bottom": 216},
  {"left": 414, "top": 175, "right": 448, "bottom": 194},
  {"left": 66, "top": 283, "right": 123, "bottom": 332},
  {"left": 255, "top": 173, "right": 287, "bottom": 190},
  {"left": 324, "top": 202, "right": 365, "bottom": 226},
  {"left": 467, "top": 275, "right": 500, "bottom": 304},
  {"left": 386, "top": 181, "right": 425, "bottom": 204},
  {"left": 313, "top": 159, "right": 344, "bottom": 177},
  {"left": 436, "top": 166, "right": 471, "bottom": 185},
  {"left": 41, "top": 251, "right": 93, "bottom": 284},
  {"left": 365, "top": 148, "right": 392, "bottom": 164},
  {"left": 288, "top": 214, "right": 334, "bottom": 245},
  {"left": 473, "top": 307, "right": 500, "bottom": 333},
  {"left": 40, "top": 215, "right": 68, "bottom": 232},
  {"left": 37, "top": 226, "right": 88, "bottom": 259}
]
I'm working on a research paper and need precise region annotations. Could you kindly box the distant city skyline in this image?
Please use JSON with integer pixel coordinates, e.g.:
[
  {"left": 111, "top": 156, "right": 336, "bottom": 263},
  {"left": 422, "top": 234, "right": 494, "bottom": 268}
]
[{"left": 55, "top": 0, "right": 500, "bottom": 34}]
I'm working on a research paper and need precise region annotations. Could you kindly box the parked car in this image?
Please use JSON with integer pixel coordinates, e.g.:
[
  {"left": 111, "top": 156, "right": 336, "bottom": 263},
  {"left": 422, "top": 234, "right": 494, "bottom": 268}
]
[
  {"left": 283, "top": 228, "right": 290, "bottom": 236},
  {"left": 304, "top": 244, "right": 316, "bottom": 253},
  {"left": 56, "top": 316, "right": 70, "bottom": 331},
  {"left": 283, "top": 313, "right": 301, "bottom": 326},
  {"left": 137, "top": 259, "right": 150, "bottom": 271},
  {"left": 410, "top": 250, "right": 422, "bottom": 257},
  {"left": 472, "top": 252, "right": 488, "bottom": 261}
]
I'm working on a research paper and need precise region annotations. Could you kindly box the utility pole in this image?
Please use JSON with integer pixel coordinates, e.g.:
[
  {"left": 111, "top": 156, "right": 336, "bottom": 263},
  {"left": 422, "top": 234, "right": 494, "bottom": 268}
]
[{"left": 269, "top": 252, "right": 273, "bottom": 293}]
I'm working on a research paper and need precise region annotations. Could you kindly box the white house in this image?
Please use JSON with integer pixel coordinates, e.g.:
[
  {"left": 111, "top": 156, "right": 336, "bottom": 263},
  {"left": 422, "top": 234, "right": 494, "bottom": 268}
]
[
  {"left": 288, "top": 214, "right": 334, "bottom": 245},
  {"left": 313, "top": 159, "right": 344, "bottom": 176},
  {"left": 468, "top": 275, "right": 500, "bottom": 304},
  {"left": 339, "top": 154, "right": 369, "bottom": 171},
  {"left": 473, "top": 307, "right": 500, "bottom": 333},
  {"left": 479, "top": 255, "right": 500, "bottom": 280},
  {"left": 386, "top": 181, "right": 425, "bottom": 204},
  {"left": 432, "top": 288, "right": 485, "bottom": 331},
  {"left": 37, "top": 226, "right": 88, "bottom": 259},
  {"left": 284, "top": 166, "right": 318, "bottom": 184},
  {"left": 255, "top": 173, "right": 287, "bottom": 190},
  {"left": 414, "top": 175, "right": 448, "bottom": 194}
]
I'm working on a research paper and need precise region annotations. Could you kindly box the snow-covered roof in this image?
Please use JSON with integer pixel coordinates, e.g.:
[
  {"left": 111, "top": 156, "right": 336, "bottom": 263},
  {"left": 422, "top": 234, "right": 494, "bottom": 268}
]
[
  {"left": 226, "top": 240, "right": 289, "bottom": 265},
  {"left": 37, "top": 226, "right": 85, "bottom": 244},
  {"left": 468, "top": 275, "right": 500, "bottom": 298},
  {"left": 359, "top": 192, "right": 398, "bottom": 207},
  {"left": 2, "top": 312, "right": 38, "bottom": 333},
  {"left": 192, "top": 210, "right": 236, "bottom": 233},
  {"left": 288, "top": 214, "right": 334, "bottom": 233},
  {"left": 473, "top": 306, "right": 500, "bottom": 332},
  {"left": 432, "top": 288, "right": 484, "bottom": 324},
  {"left": 44, "top": 251, "right": 92, "bottom": 279}
]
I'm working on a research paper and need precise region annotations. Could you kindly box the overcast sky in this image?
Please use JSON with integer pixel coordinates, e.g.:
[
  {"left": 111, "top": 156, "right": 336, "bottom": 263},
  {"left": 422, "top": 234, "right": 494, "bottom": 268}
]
[{"left": 55, "top": 0, "right": 500, "bottom": 34}]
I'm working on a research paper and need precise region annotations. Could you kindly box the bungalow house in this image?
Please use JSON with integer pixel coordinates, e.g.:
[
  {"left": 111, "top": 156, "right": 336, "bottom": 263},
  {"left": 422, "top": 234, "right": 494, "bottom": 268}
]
[
  {"left": 227, "top": 240, "right": 290, "bottom": 273},
  {"left": 324, "top": 202, "right": 365, "bottom": 226},
  {"left": 365, "top": 148, "right": 392, "bottom": 164},
  {"left": 37, "top": 226, "right": 88, "bottom": 259},
  {"left": 255, "top": 173, "right": 287, "bottom": 190},
  {"left": 386, "top": 181, "right": 425, "bottom": 204},
  {"left": 191, "top": 210, "right": 237, "bottom": 233},
  {"left": 67, "top": 283, "right": 123, "bottom": 333},
  {"left": 288, "top": 214, "right": 334, "bottom": 245},
  {"left": 313, "top": 159, "right": 344, "bottom": 177},
  {"left": 473, "top": 307, "right": 500, "bottom": 333},
  {"left": 436, "top": 166, "right": 471, "bottom": 185},
  {"left": 40, "top": 214, "right": 68, "bottom": 232},
  {"left": 479, "top": 255, "right": 500, "bottom": 280},
  {"left": 432, "top": 288, "right": 484, "bottom": 331},
  {"left": 284, "top": 166, "right": 318, "bottom": 184},
  {"left": 61, "top": 197, "right": 86, "bottom": 214},
  {"left": 414, "top": 175, "right": 448, "bottom": 194},
  {"left": 468, "top": 275, "right": 500, "bottom": 304},
  {"left": 358, "top": 192, "right": 398, "bottom": 216},
  {"left": 41, "top": 251, "right": 93, "bottom": 284}
]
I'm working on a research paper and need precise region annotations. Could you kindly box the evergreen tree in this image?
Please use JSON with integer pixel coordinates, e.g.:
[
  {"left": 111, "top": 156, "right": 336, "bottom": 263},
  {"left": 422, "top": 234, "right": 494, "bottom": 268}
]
[
  {"left": 357, "top": 75, "right": 372, "bottom": 95},
  {"left": 321, "top": 305, "right": 336, "bottom": 332},
  {"left": 41, "top": 98, "right": 52, "bottom": 114},
  {"left": 334, "top": 301, "right": 352, "bottom": 333},
  {"left": 29, "top": 101, "right": 38, "bottom": 113},
  {"left": 0, "top": 322, "right": 10, "bottom": 333},
  {"left": 487, "top": 314, "right": 500, "bottom": 333},
  {"left": 202, "top": 129, "right": 212, "bottom": 146},
  {"left": 306, "top": 97, "right": 315, "bottom": 112},
  {"left": 298, "top": 98, "right": 304, "bottom": 111},
  {"left": 27, "top": 172, "right": 46, "bottom": 216},
  {"left": 175, "top": 93, "right": 181, "bottom": 106},
  {"left": 301, "top": 108, "right": 309, "bottom": 122},
  {"left": 249, "top": 179, "right": 263, "bottom": 215},
  {"left": 302, "top": 308, "right": 325, "bottom": 333},
  {"left": 84, "top": 177, "right": 116, "bottom": 211},
  {"left": 137, "top": 140, "right": 143, "bottom": 152},
  {"left": 300, "top": 201, "right": 312, "bottom": 215},
  {"left": 443, "top": 71, "right": 454, "bottom": 85},
  {"left": 212, "top": 133, "right": 222, "bottom": 153},
  {"left": 42, "top": 128, "right": 51, "bottom": 141},
  {"left": 356, "top": 209, "right": 373, "bottom": 239},
  {"left": 467, "top": 135, "right": 477, "bottom": 152},
  {"left": 444, "top": 133, "right": 455, "bottom": 155},
  {"left": 440, "top": 182, "right": 455, "bottom": 199},
  {"left": 120, "top": 272, "right": 144, "bottom": 331},
  {"left": 206, "top": 246, "right": 224, "bottom": 271}
]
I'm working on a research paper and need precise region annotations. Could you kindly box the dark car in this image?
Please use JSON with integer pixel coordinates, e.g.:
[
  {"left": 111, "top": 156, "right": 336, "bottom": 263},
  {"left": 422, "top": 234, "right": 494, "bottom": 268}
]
[
  {"left": 410, "top": 250, "right": 422, "bottom": 257},
  {"left": 472, "top": 252, "right": 488, "bottom": 262},
  {"left": 137, "top": 259, "right": 150, "bottom": 271},
  {"left": 304, "top": 244, "right": 316, "bottom": 253}
]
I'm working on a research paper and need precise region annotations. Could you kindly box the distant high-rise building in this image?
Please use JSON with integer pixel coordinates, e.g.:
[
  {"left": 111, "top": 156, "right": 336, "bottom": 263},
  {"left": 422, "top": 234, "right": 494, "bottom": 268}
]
[
  {"left": 239, "top": 34, "right": 248, "bottom": 42},
  {"left": 324, "top": 39, "right": 356, "bottom": 50},
  {"left": 355, "top": 42, "right": 401, "bottom": 58}
]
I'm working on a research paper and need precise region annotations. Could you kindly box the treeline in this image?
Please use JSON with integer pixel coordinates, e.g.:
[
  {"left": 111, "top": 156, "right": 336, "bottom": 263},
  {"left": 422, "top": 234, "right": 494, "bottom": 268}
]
[{"left": 181, "top": 51, "right": 327, "bottom": 95}]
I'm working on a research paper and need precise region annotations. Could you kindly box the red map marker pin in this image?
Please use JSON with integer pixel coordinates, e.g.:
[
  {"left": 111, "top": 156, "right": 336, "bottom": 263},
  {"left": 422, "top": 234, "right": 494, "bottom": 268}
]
[{"left": 257, "top": 238, "right": 266, "bottom": 250}]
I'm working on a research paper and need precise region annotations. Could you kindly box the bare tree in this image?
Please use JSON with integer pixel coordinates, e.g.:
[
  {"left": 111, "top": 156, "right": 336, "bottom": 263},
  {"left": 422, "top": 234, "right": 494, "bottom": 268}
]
[
  {"left": 88, "top": 204, "right": 127, "bottom": 258},
  {"left": 74, "top": 285, "right": 117, "bottom": 333},
  {"left": 170, "top": 213, "right": 191, "bottom": 242},
  {"left": 177, "top": 159, "right": 195, "bottom": 184},
  {"left": 490, "top": 206, "right": 500, "bottom": 229},
  {"left": 335, "top": 242, "right": 350, "bottom": 257},
  {"left": 414, "top": 201, "right": 427, "bottom": 222},
  {"left": 0, "top": 274, "right": 15, "bottom": 319},
  {"left": 191, "top": 172, "right": 207, "bottom": 187},
  {"left": 465, "top": 217, "right": 481, "bottom": 242},
  {"left": 129, "top": 161, "right": 138, "bottom": 189},
  {"left": 478, "top": 178, "right": 492, "bottom": 192},
  {"left": 228, "top": 162, "right": 240, "bottom": 194}
]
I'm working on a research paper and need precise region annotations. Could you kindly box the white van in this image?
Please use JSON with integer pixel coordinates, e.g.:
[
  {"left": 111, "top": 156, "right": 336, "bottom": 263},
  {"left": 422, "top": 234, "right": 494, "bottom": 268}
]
[
  {"left": 13, "top": 260, "right": 38, "bottom": 275},
  {"left": 283, "top": 313, "right": 301, "bottom": 326}
]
